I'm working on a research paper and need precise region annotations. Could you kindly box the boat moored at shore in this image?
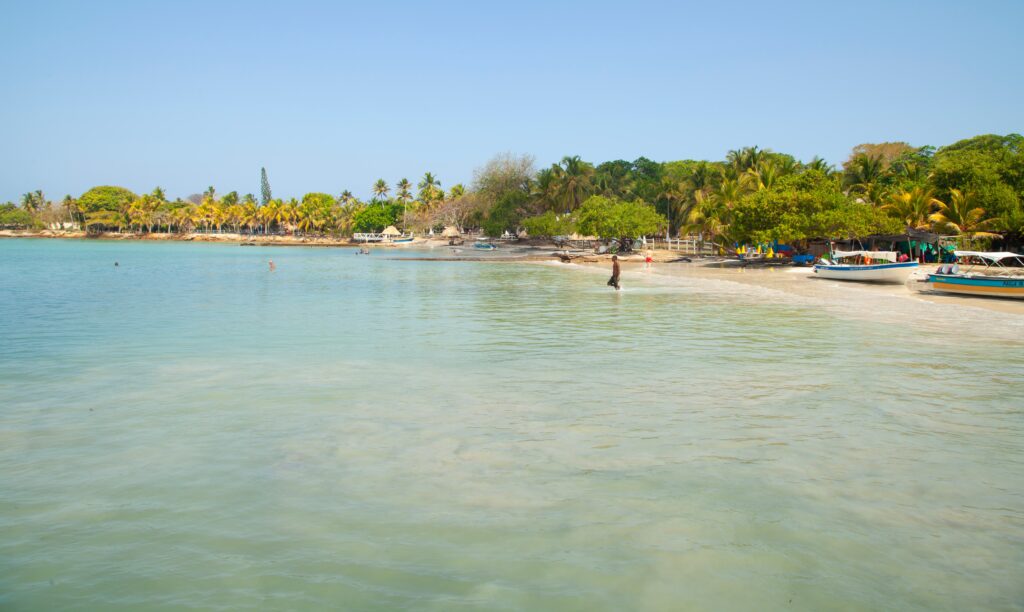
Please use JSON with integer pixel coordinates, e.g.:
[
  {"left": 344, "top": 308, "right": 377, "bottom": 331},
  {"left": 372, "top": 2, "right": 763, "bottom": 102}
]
[
  {"left": 813, "top": 250, "right": 918, "bottom": 283},
  {"left": 924, "top": 251, "right": 1024, "bottom": 299}
]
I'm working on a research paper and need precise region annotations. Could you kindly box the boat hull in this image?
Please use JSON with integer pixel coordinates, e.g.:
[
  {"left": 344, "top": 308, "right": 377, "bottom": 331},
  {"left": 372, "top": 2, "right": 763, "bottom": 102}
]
[
  {"left": 813, "top": 262, "right": 918, "bottom": 283},
  {"left": 926, "top": 274, "right": 1024, "bottom": 299}
]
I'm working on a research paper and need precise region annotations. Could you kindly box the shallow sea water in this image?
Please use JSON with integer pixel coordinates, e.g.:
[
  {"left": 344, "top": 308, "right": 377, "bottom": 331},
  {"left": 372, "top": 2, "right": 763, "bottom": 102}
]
[{"left": 1, "top": 239, "right": 1022, "bottom": 610}]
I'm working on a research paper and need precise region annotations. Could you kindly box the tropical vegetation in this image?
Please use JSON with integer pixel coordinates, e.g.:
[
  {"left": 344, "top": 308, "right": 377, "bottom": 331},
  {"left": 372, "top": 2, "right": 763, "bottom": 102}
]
[{"left": 3, "top": 133, "right": 1022, "bottom": 250}]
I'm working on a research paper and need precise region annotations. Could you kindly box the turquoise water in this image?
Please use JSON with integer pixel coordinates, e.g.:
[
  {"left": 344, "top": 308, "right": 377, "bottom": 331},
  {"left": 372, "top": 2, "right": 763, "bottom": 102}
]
[{"left": 1, "top": 238, "right": 1023, "bottom": 610}]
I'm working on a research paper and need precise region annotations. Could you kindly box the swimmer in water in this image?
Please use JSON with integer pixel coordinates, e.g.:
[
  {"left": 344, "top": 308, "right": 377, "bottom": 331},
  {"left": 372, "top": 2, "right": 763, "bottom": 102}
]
[{"left": 268, "top": 259, "right": 276, "bottom": 271}]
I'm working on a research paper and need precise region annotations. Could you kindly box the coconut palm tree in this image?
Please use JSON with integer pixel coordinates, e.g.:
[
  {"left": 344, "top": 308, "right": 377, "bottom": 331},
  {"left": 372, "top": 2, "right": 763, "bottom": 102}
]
[
  {"left": 742, "top": 161, "right": 780, "bottom": 191},
  {"left": 805, "top": 157, "right": 835, "bottom": 175},
  {"left": 260, "top": 200, "right": 283, "bottom": 234},
  {"left": 284, "top": 200, "right": 300, "bottom": 233},
  {"left": 396, "top": 178, "right": 412, "bottom": 228},
  {"left": 372, "top": 179, "right": 390, "bottom": 204},
  {"left": 338, "top": 190, "right": 355, "bottom": 207},
  {"left": 843, "top": 154, "right": 886, "bottom": 204},
  {"left": 553, "top": 155, "right": 593, "bottom": 212},
  {"left": 726, "top": 146, "right": 764, "bottom": 174},
  {"left": 171, "top": 206, "right": 194, "bottom": 233},
  {"left": 929, "top": 189, "right": 1001, "bottom": 240},
  {"left": 658, "top": 179, "right": 688, "bottom": 237},
  {"left": 418, "top": 172, "right": 441, "bottom": 206},
  {"left": 531, "top": 167, "right": 560, "bottom": 211},
  {"left": 21, "top": 191, "right": 44, "bottom": 213},
  {"left": 882, "top": 187, "right": 941, "bottom": 229},
  {"left": 61, "top": 195, "right": 79, "bottom": 228},
  {"left": 242, "top": 202, "right": 259, "bottom": 234},
  {"left": 684, "top": 191, "right": 733, "bottom": 251}
]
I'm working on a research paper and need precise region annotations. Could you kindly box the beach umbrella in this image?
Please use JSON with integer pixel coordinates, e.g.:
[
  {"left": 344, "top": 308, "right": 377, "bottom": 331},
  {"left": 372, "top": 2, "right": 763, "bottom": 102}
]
[
  {"left": 381, "top": 225, "right": 401, "bottom": 236},
  {"left": 441, "top": 226, "right": 460, "bottom": 238}
]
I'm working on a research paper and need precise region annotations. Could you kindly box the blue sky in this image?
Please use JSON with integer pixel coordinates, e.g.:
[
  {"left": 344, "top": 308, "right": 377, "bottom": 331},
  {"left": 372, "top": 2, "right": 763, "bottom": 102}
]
[{"left": 1, "top": 0, "right": 1021, "bottom": 202}]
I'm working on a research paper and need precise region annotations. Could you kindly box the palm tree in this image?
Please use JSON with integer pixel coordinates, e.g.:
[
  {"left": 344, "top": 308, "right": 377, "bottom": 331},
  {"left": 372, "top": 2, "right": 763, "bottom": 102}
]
[
  {"left": 685, "top": 191, "right": 733, "bottom": 251},
  {"left": 929, "top": 189, "right": 1000, "bottom": 240},
  {"left": 742, "top": 161, "right": 780, "bottom": 192},
  {"left": 338, "top": 190, "right": 355, "bottom": 207},
  {"left": 260, "top": 200, "right": 283, "bottom": 234},
  {"left": 418, "top": 172, "right": 441, "bottom": 206},
  {"left": 658, "top": 179, "right": 688, "bottom": 237},
  {"left": 726, "top": 146, "right": 764, "bottom": 174},
  {"left": 21, "top": 191, "right": 44, "bottom": 213},
  {"left": 372, "top": 179, "right": 390, "bottom": 204},
  {"left": 553, "top": 155, "right": 593, "bottom": 212},
  {"left": 882, "top": 187, "right": 940, "bottom": 229},
  {"left": 396, "top": 178, "right": 412, "bottom": 228},
  {"left": 448, "top": 184, "right": 465, "bottom": 199},
  {"left": 284, "top": 200, "right": 300, "bottom": 234},
  {"left": 242, "top": 202, "right": 260, "bottom": 234},
  {"left": 843, "top": 154, "right": 886, "bottom": 204},
  {"left": 61, "top": 195, "right": 79, "bottom": 228},
  {"left": 532, "top": 167, "right": 560, "bottom": 211},
  {"left": 171, "top": 206, "right": 194, "bottom": 234},
  {"left": 805, "top": 157, "right": 835, "bottom": 175}
]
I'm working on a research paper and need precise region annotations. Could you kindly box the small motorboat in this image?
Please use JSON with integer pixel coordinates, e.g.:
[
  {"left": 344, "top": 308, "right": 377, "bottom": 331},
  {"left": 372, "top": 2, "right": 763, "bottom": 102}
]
[
  {"left": 473, "top": 242, "right": 497, "bottom": 250},
  {"left": 813, "top": 250, "right": 918, "bottom": 283},
  {"left": 924, "top": 251, "right": 1024, "bottom": 299}
]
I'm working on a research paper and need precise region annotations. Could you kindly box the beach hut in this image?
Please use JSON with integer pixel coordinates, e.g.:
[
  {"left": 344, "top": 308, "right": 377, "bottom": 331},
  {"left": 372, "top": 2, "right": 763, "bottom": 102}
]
[
  {"left": 381, "top": 225, "right": 401, "bottom": 238},
  {"left": 441, "top": 226, "right": 460, "bottom": 238}
]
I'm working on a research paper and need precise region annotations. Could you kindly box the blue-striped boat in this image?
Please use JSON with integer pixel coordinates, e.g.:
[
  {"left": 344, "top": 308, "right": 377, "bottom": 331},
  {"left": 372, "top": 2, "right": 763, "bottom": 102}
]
[
  {"left": 813, "top": 250, "right": 918, "bottom": 283},
  {"left": 926, "top": 251, "right": 1024, "bottom": 299}
]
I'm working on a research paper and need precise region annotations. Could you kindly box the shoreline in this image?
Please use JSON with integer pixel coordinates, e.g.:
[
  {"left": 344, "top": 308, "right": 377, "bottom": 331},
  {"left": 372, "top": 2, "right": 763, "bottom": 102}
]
[
  {"left": 5, "top": 229, "right": 1023, "bottom": 318},
  {"left": 562, "top": 258, "right": 1024, "bottom": 321}
]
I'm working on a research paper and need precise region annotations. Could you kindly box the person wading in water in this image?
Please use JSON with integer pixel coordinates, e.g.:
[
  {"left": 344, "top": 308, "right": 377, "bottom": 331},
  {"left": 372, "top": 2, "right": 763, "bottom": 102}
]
[{"left": 607, "top": 255, "right": 621, "bottom": 290}]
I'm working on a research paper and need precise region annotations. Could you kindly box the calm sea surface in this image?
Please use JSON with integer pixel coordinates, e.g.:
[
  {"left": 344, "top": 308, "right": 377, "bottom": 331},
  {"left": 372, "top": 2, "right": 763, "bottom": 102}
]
[{"left": 1, "top": 239, "right": 1022, "bottom": 611}]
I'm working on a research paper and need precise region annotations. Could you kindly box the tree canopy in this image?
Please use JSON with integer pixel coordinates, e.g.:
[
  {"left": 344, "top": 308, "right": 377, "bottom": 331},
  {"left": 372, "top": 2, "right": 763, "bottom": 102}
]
[{"left": 78, "top": 186, "right": 136, "bottom": 213}]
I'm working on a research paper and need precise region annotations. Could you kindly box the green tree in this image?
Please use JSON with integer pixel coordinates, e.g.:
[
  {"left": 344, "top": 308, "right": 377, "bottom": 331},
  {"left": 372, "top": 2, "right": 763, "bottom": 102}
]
[
  {"left": 522, "top": 210, "right": 577, "bottom": 237},
  {"left": 482, "top": 191, "right": 529, "bottom": 237},
  {"left": 0, "top": 202, "right": 38, "bottom": 228},
  {"left": 78, "top": 186, "right": 136, "bottom": 213},
  {"left": 353, "top": 204, "right": 396, "bottom": 232},
  {"left": 260, "top": 168, "right": 272, "bottom": 205},
  {"left": 576, "top": 195, "right": 666, "bottom": 240}
]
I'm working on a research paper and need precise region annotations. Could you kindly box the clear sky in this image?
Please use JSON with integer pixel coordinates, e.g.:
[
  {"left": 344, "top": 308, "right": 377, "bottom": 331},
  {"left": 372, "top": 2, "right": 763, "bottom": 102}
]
[{"left": 1, "top": 0, "right": 1021, "bottom": 203}]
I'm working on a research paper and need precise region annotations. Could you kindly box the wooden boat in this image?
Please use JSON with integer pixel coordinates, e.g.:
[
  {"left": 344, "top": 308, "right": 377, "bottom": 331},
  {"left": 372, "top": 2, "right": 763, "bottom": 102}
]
[
  {"left": 813, "top": 250, "right": 918, "bottom": 283},
  {"left": 391, "top": 236, "right": 414, "bottom": 244},
  {"left": 925, "top": 251, "right": 1024, "bottom": 299}
]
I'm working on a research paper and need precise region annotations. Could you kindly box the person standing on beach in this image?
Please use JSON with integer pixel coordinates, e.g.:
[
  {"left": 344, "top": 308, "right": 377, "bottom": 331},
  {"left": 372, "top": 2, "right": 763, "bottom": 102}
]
[{"left": 607, "top": 255, "right": 621, "bottom": 290}]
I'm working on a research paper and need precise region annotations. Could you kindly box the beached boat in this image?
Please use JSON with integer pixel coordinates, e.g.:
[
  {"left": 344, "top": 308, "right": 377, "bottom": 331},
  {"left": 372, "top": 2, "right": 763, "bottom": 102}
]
[
  {"left": 473, "top": 242, "right": 497, "bottom": 250},
  {"left": 813, "top": 250, "right": 918, "bottom": 283},
  {"left": 391, "top": 236, "right": 414, "bottom": 244},
  {"left": 924, "top": 251, "right": 1024, "bottom": 299}
]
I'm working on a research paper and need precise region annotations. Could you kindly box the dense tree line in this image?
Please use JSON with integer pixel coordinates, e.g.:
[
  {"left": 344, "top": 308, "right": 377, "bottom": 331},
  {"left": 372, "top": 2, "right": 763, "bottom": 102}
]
[{"left": 4, "top": 133, "right": 1022, "bottom": 249}]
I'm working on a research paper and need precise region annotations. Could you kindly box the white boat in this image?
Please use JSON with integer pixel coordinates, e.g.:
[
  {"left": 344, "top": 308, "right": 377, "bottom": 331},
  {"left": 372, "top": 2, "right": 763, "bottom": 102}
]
[
  {"left": 924, "top": 251, "right": 1024, "bottom": 299},
  {"left": 813, "top": 250, "right": 918, "bottom": 283}
]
